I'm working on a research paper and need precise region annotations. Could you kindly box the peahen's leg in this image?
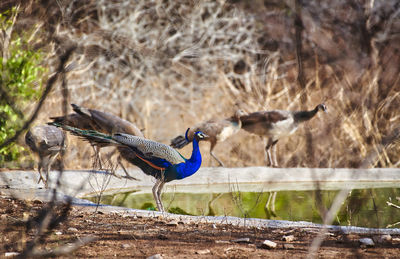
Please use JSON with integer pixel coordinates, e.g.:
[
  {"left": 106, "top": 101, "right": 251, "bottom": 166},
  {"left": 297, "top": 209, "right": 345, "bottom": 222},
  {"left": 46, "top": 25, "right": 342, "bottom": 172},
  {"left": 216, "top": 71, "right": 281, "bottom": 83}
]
[
  {"left": 271, "top": 142, "right": 278, "bottom": 167},
  {"left": 117, "top": 155, "right": 140, "bottom": 181},
  {"left": 210, "top": 141, "right": 224, "bottom": 167},
  {"left": 37, "top": 160, "right": 45, "bottom": 185},
  {"left": 265, "top": 138, "right": 278, "bottom": 167},
  {"left": 44, "top": 154, "right": 59, "bottom": 189},
  {"left": 91, "top": 145, "right": 103, "bottom": 169}
]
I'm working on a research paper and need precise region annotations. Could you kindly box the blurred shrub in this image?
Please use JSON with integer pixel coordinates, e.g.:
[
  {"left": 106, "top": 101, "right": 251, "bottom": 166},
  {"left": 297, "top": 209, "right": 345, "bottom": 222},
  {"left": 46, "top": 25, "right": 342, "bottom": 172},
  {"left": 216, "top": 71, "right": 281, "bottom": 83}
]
[{"left": 0, "top": 7, "right": 45, "bottom": 168}]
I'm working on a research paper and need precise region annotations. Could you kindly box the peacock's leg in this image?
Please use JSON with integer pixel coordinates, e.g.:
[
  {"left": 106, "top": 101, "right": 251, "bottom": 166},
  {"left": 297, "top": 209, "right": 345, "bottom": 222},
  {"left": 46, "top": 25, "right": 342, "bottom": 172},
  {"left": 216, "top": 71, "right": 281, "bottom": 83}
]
[
  {"left": 152, "top": 179, "right": 164, "bottom": 212},
  {"left": 157, "top": 181, "right": 165, "bottom": 212}
]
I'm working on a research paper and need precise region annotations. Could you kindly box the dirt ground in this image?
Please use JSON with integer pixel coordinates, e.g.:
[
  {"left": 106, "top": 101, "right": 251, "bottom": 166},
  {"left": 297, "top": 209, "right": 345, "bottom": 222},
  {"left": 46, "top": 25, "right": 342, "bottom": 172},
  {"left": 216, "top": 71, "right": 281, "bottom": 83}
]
[{"left": 1, "top": 197, "right": 400, "bottom": 258}]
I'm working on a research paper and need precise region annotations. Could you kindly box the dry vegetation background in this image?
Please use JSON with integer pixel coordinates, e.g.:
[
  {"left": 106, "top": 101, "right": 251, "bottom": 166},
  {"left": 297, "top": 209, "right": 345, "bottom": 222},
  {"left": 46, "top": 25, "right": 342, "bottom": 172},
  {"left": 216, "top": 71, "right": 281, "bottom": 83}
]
[{"left": 3, "top": 0, "right": 400, "bottom": 169}]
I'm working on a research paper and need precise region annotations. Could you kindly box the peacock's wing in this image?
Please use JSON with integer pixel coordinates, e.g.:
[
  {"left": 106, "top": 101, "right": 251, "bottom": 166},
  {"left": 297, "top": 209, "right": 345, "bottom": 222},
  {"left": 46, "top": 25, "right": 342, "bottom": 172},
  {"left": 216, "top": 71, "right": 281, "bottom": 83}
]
[
  {"left": 118, "top": 147, "right": 179, "bottom": 182},
  {"left": 113, "top": 133, "right": 186, "bottom": 168}
]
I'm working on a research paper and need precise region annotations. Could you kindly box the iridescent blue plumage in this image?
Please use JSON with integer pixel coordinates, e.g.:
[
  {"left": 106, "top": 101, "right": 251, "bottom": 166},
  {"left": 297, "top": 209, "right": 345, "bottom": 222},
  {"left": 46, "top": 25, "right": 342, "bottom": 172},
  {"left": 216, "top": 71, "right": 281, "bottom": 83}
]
[{"left": 50, "top": 123, "right": 207, "bottom": 211}]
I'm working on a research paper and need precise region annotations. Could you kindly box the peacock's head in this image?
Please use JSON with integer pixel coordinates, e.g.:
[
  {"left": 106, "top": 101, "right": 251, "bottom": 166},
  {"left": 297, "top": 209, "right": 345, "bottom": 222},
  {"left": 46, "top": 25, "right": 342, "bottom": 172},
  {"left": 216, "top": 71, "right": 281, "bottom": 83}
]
[
  {"left": 193, "top": 131, "right": 208, "bottom": 142},
  {"left": 317, "top": 103, "right": 327, "bottom": 113}
]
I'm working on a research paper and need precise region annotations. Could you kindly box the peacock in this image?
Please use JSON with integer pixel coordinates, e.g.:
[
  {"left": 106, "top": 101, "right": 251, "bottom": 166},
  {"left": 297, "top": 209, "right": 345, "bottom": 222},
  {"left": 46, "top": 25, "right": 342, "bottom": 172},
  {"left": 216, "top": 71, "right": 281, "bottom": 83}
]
[
  {"left": 25, "top": 125, "right": 66, "bottom": 188},
  {"left": 240, "top": 104, "right": 327, "bottom": 167},
  {"left": 170, "top": 110, "right": 245, "bottom": 167},
  {"left": 50, "top": 103, "right": 143, "bottom": 179},
  {"left": 50, "top": 123, "right": 207, "bottom": 212}
]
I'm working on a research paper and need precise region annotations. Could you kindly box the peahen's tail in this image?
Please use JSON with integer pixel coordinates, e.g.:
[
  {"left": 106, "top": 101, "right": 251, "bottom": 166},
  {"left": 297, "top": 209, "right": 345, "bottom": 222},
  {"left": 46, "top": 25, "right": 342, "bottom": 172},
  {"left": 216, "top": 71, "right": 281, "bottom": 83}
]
[
  {"left": 170, "top": 135, "right": 190, "bottom": 149},
  {"left": 49, "top": 122, "right": 118, "bottom": 146}
]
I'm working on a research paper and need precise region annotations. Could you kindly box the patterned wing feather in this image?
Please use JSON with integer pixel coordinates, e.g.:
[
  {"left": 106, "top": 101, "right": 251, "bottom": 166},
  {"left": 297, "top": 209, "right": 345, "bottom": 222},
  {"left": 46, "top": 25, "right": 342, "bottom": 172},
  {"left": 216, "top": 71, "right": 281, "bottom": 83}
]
[{"left": 113, "top": 133, "right": 185, "bottom": 164}]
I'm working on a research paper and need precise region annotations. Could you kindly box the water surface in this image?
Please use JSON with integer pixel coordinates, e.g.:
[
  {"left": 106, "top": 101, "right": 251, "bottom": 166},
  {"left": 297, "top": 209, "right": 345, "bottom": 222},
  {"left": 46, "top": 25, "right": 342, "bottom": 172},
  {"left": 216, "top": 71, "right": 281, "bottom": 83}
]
[{"left": 85, "top": 187, "right": 400, "bottom": 228}]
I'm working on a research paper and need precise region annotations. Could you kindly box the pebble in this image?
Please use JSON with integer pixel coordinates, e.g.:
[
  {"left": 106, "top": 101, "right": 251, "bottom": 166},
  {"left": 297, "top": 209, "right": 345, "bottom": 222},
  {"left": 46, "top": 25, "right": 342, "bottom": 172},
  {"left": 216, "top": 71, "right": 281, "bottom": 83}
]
[
  {"left": 392, "top": 237, "right": 400, "bottom": 242},
  {"left": 147, "top": 254, "right": 163, "bottom": 259},
  {"left": 196, "top": 249, "right": 211, "bottom": 255},
  {"left": 121, "top": 243, "right": 131, "bottom": 249},
  {"left": 55, "top": 231, "right": 63, "bottom": 235},
  {"left": 261, "top": 240, "right": 277, "bottom": 249},
  {"left": 5, "top": 252, "right": 19, "bottom": 257},
  {"left": 359, "top": 238, "right": 374, "bottom": 247},
  {"left": 68, "top": 227, "right": 78, "bottom": 232},
  {"left": 373, "top": 234, "right": 391, "bottom": 243},
  {"left": 232, "top": 237, "right": 250, "bottom": 243},
  {"left": 283, "top": 243, "right": 295, "bottom": 249},
  {"left": 215, "top": 240, "right": 230, "bottom": 244},
  {"left": 282, "top": 235, "right": 295, "bottom": 242}
]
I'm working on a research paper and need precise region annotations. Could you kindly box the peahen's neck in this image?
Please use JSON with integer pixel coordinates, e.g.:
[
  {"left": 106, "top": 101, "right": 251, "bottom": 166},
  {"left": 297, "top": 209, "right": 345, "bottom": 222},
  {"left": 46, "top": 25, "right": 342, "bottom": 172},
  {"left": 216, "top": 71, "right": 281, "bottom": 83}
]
[
  {"left": 293, "top": 106, "right": 319, "bottom": 123},
  {"left": 176, "top": 138, "right": 202, "bottom": 179}
]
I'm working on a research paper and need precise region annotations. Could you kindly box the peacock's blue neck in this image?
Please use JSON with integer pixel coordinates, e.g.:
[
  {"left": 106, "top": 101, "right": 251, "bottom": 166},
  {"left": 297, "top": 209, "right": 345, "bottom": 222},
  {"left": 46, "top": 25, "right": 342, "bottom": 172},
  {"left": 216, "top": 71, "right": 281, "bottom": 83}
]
[{"left": 175, "top": 138, "right": 202, "bottom": 179}]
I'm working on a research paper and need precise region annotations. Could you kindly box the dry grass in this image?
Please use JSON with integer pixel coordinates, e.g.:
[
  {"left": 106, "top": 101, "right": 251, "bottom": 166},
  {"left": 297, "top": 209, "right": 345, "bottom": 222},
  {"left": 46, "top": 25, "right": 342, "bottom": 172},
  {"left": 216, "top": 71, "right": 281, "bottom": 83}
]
[{"left": 5, "top": 0, "right": 399, "bottom": 169}]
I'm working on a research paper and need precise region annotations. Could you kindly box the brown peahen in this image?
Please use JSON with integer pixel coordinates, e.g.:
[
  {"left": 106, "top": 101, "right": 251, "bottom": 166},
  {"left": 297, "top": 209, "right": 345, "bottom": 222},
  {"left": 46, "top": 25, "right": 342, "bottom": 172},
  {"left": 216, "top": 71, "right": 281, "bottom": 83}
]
[
  {"left": 50, "top": 104, "right": 143, "bottom": 178},
  {"left": 170, "top": 110, "right": 244, "bottom": 167},
  {"left": 25, "top": 125, "right": 66, "bottom": 188},
  {"left": 240, "top": 104, "right": 327, "bottom": 167}
]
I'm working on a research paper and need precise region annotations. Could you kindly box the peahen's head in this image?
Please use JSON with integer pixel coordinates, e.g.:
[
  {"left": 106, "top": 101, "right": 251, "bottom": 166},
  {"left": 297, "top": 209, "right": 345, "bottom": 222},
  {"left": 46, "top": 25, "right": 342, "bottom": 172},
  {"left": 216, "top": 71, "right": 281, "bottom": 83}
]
[
  {"left": 184, "top": 128, "right": 191, "bottom": 141},
  {"left": 193, "top": 131, "right": 208, "bottom": 142},
  {"left": 316, "top": 103, "right": 327, "bottom": 113}
]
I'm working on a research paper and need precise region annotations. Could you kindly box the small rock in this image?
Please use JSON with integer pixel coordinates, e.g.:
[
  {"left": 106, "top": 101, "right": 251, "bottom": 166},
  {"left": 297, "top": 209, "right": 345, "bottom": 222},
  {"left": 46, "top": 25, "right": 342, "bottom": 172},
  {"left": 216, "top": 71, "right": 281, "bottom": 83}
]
[
  {"left": 212, "top": 224, "right": 217, "bottom": 229},
  {"left": 0, "top": 214, "right": 7, "bottom": 220},
  {"left": 68, "top": 227, "right": 78, "bottom": 232},
  {"left": 196, "top": 249, "right": 210, "bottom": 255},
  {"left": 5, "top": 252, "right": 19, "bottom": 257},
  {"left": 359, "top": 238, "right": 374, "bottom": 247},
  {"left": 282, "top": 235, "right": 295, "bottom": 242},
  {"left": 233, "top": 237, "right": 250, "bottom": 243},
  {"left": 215, "top": 240, "right": 230, "bottom": 244},
  {"left": 392, "top": 237, "right": 400, "bottom": 242},
  {"left": 373, "top": 234, "right": 391, "bottom": 243},
  {"left": 261, "top": 240, "right": 277, "bottom": 249},
  {"left": 121, "top": 243, "right": 131, "bottom": 249},
  {"left": 55, "top": 231, "right": 63, "bottom": 235},
  {"left": 147, "top": 254, "right": 163, "bottom": 259},
  {"left": 283, "top": 243, "right": 295, "bottom": 250}
]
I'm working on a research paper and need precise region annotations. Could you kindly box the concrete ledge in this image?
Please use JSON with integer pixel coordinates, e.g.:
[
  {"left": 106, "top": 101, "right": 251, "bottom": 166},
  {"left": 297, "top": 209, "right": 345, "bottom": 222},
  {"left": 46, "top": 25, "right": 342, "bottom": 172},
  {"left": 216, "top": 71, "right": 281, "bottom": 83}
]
[{"left": 1, "top": 167, "right": 400, "bottom": 198}]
